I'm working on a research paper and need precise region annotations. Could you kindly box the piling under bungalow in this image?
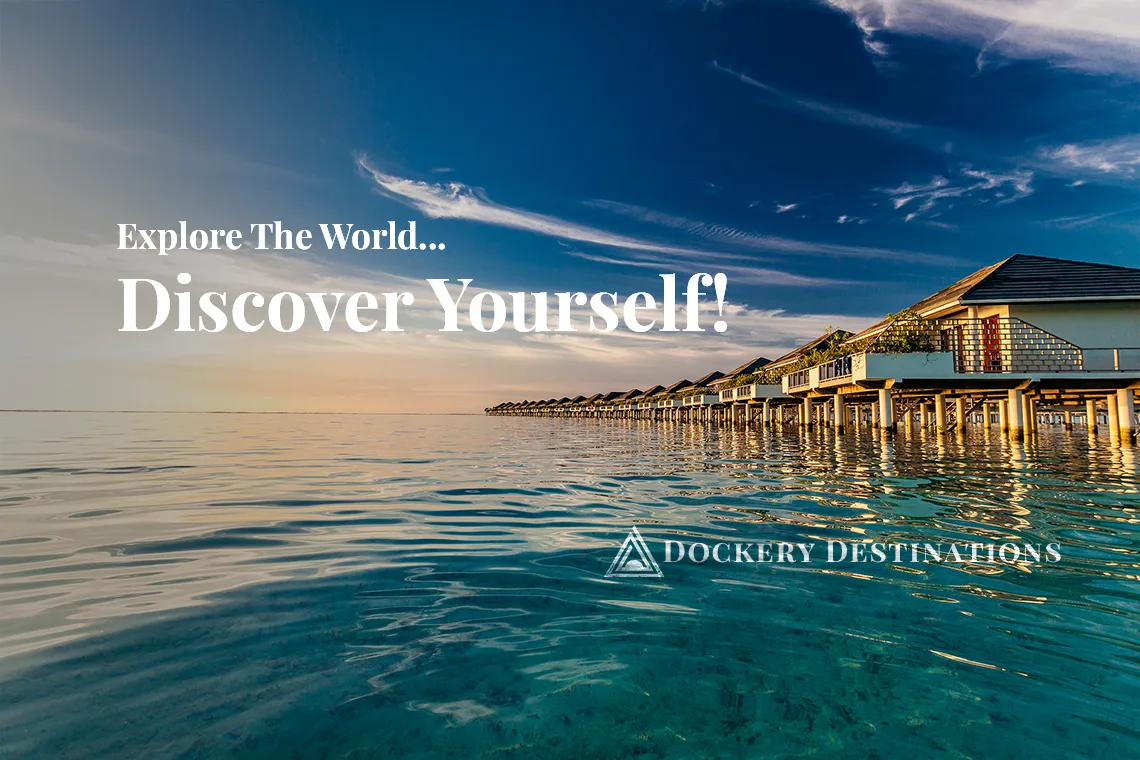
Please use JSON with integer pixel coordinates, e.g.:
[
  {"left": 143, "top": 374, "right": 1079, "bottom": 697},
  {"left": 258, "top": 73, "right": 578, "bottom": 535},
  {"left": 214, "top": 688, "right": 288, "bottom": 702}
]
[{"left": 487, "top": 255, "right": 1140, "bottom": 444}]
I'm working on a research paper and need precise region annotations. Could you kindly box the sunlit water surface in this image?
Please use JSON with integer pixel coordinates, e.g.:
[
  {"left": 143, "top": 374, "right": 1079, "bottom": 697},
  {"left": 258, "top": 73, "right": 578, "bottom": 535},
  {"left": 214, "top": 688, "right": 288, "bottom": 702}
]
[{"left": 0, "top": 413, "right": 1138, "bottom": 759}]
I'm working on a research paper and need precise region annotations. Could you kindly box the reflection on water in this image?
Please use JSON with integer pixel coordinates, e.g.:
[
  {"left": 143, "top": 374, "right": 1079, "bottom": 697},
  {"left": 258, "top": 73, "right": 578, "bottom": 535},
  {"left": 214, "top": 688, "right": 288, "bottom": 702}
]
[{"left": 0, "top": 413, "right": 1137, "bottom": 758}]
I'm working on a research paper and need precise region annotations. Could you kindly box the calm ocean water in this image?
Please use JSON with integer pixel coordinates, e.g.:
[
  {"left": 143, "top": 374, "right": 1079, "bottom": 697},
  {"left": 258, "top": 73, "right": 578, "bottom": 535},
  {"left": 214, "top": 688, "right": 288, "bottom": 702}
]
[{"left": 0, "top": 412, "right": 1137, "bottom": 759}]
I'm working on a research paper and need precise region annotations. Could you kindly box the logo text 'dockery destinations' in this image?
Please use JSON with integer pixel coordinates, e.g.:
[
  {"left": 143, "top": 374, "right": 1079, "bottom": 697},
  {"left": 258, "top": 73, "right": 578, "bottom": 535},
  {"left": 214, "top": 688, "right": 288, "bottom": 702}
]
[{"left": 605, "top": 527, "right": 1062, "bottom": 579}]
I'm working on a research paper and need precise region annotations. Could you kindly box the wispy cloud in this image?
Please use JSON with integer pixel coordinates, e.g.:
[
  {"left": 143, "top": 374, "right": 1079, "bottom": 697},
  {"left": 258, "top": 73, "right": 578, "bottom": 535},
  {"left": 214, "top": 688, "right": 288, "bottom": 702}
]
[
  {"left": 588, "top": 200, "right": 957, "bottom": 264},
  {"left": 710, "top": 60, "right": 918, "bottom": 133},
  {"left": 560, "top": 249, "right": 839, "bottom": 287},
  {"left": 358, "top": 157, "right": 733, "bottom": 260},
  {"left": 358, "top": 159, "right": 951, "bottom": 283},
  {"left": 775, "top": 202, "right": 799, "bottom": 214},
  {"left": 1042, "top": 204, "right": 1140, "bottom": 230},
  {"left": 358, "top": 159, "right": 867, "bottom": 284},
  {"left": 878, "top": 166, "right": 1033, "bottom": 221},
  {"left": 822, "top": 0, "right": 1140, "bottom": 75},
  {"left": 1037, "top": 136, "right": 1140, "bottom": 180}
]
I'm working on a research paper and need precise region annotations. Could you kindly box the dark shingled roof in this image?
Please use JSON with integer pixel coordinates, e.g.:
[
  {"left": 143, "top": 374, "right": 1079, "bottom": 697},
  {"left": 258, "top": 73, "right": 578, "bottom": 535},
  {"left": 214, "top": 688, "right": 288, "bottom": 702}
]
[
  {"left": 961, "top": 254, "right": 1140, "bottom": 303},
  {"left": 766, "top": 330, "right": 854, "bottom": 370},
  {"left": 662, "top": 379, "right": 694, "bottom": 394},
  {"left": 691, "top": 370, "right": 725, "bottom": 388},
  {"left": 615, "top": 388, "right": 643, "bottom": 401},
  {"left": 635, "top": 385, "right": 666, "bottom": 398},
  {"left": 600, "top": 391, "right": 623, "bottom": 402},
  {"left": 710, "top": 356, "right": 772, "bottom": 386},
  {"left": 850, "top": 254, "right": 1140, "bottom": 342}
]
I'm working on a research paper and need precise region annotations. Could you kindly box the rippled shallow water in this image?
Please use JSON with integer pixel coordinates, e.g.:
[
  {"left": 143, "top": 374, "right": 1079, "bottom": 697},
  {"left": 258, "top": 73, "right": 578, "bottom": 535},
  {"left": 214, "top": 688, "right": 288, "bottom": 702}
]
[{"left": 0, "top": 412, "right": 1137, "bottom": 759}]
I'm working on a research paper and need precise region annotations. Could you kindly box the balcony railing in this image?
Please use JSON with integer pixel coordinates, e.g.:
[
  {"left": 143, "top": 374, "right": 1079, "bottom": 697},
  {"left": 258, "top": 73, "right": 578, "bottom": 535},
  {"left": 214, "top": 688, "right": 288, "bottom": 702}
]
[
  {"left": 778, "top": 317, "right": 1137, "bottom": 394},
  {"left": 818, "top": 355, "right": 853, "bottom": 382},
  {"left": 1083, "top": 347, "right": 1140, "bottom": 372},
  {"left": 786, "top": 369, "right": 812, "bottom": 389},
  {"left": 865, "top": 316, "right": 1095, "bottom": 374}
]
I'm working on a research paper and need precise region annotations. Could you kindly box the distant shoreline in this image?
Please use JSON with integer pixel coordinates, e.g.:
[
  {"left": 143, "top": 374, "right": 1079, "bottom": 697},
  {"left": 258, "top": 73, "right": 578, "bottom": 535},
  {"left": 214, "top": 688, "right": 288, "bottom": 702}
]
[{"left": 0, "top": 410, "right": 484, "bottom": 416}]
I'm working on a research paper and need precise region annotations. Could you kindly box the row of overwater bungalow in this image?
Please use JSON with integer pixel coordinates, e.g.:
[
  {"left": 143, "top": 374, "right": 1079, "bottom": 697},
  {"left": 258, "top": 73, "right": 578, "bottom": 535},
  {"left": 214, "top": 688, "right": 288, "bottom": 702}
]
[{"left": 486, "top": 255, "right": 1140, "bottom": 442}]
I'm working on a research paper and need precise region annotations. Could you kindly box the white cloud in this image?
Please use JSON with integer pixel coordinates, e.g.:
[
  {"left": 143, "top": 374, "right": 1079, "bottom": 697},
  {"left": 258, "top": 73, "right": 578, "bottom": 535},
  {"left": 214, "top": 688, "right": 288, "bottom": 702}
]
[
  {"left": 775, "top": 203, "right": 799, "bottom": 213},
  {"left": 588, "top": 200, "right": 957, "bottom": 264},
  {"left": 879, "top": 166, "right": 1033, "bottom": 221},
  {"left": 1042, "top": 204, "right": 1140, "bottom": 229},
  {"left": 357, "top": 157, "right": 732, "bottom": 259},
  {"left": 1037, "top": 137, "right": 1140, "bottom": 179},
  {"left": 358, "top": 160, "right": 949, "bottom": 279},
  {"left": 822, "top": 0, "right": 1140, "bottom": 74},
  {"left": 559, "top": 248, "right": 839, "bottom": 287},
  {"left": 710, "top": 61, "right": 917, "bottom": 133}
]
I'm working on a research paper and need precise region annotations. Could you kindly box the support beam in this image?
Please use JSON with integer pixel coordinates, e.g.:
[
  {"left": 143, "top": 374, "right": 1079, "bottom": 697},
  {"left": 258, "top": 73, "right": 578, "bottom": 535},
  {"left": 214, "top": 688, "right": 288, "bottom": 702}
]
[
  {"left": 877, "top": 389, "right": 894, "bottom": 434},
  {"left": 1106, "top": 394, "right": 1119, "bottom": 439},
  {"left": 954, "top": 397, "right": 966, "bottom": 432},
  {"left": 1117, "top": 389, "right": 1135, "bottom": 441},
  {"left": 1008, "top": 389, "right": 1025, "bottom": 441},
  {"left": 935, "top": 395, "right": 947, "bottom": 433},
  {"left": 834, "top": 394, "right": 846, "bottom": 433},
  {"left": 1086, "top": 399, "right": 1098, "bottom": 432}
]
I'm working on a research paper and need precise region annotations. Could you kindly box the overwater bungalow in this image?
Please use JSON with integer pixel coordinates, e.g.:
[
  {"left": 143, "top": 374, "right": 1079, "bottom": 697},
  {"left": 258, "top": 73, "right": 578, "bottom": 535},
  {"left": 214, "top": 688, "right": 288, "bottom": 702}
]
[
  {"left": 708, "top": 356, "right": 772, "bottom": 394},
  {"left": 487, "top": 254, "right": 1138, "bottom": 441},
  {"left": 711, "top": 338, "right": 857, "bottom": 424},
  {"left": 675, "top": 370, "right": 726, "bottom": 416},
  {"left": 781, "top": 254, "right": 1139, "bottom": 439},
  {"left": 629, "top": 385, "right": 667, "bottom": 417},
  {"left": 648, "top": 379, "right": 694, "bottom": 416},
  {"left": 766, "top": 329, "right": 854, "bottom": 376}
]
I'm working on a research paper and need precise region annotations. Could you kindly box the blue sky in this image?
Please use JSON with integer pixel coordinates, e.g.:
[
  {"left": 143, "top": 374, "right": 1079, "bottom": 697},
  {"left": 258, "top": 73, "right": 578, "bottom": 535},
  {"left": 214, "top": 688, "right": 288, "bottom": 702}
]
[{"left": 1, "top": 0, "right": 1138, "bottom": 411}]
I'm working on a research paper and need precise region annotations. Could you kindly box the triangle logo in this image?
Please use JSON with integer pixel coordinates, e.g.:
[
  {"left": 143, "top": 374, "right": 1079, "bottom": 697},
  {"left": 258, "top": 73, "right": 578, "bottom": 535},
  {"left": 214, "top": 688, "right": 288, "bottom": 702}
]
[{"left": 606, "top": 526, "right": 663, "bottom": 578}]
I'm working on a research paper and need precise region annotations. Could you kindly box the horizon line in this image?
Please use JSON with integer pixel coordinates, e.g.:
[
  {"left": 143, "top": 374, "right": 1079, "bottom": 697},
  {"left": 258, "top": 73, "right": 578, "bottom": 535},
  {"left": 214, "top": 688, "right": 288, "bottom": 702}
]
[{"left": 0, "top": 409, "right": 486, "bottom": 416}]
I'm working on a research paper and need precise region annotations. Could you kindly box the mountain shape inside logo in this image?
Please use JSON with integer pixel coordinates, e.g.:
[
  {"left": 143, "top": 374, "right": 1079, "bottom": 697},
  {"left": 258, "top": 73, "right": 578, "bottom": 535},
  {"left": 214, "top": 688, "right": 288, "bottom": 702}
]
[{"left": 606, "top": 526, "right": 663, "bottom": 578}]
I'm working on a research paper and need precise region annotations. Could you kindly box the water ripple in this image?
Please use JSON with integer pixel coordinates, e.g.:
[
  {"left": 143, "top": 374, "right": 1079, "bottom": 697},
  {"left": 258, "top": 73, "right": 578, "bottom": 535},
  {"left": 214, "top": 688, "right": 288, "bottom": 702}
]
[{"left": 0, "top": 412, "right": 1137, "bottom": 758}]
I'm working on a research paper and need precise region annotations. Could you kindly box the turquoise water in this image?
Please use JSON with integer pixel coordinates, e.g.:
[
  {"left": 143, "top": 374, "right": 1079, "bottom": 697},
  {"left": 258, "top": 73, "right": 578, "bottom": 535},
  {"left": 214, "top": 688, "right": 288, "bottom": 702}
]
[{"left": 0, "top": 413, "right": 1137, "bottom": 759}]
